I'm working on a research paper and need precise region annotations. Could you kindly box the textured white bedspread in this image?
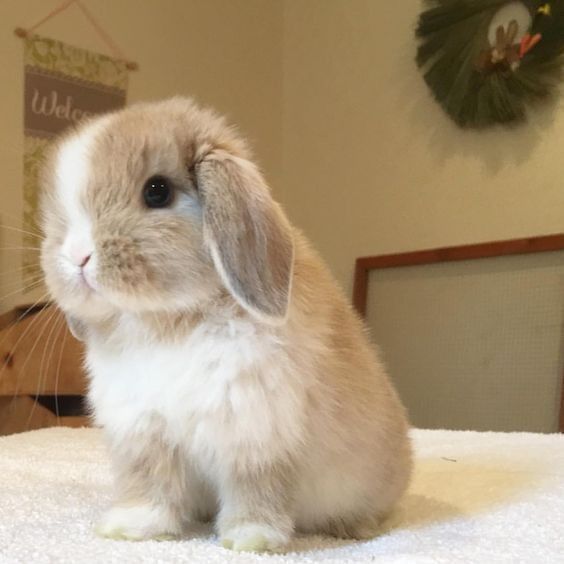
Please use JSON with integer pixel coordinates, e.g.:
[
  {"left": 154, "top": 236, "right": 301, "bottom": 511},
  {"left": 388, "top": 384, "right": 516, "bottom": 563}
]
[{"left": 0, "top": 427, "right": 562, "bottom": 563}]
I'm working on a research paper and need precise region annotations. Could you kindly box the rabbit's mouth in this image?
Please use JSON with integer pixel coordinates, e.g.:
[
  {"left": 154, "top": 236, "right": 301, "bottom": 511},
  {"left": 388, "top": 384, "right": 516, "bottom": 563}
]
[{"left": 79, "top": 269, "right": 97, "bottom": 293}]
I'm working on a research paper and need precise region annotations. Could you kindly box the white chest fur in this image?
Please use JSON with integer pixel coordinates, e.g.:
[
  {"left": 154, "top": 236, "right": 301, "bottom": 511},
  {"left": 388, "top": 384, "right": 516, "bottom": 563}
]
[{"left": 86, "top": 315, "right": 307, "bottom": 470}]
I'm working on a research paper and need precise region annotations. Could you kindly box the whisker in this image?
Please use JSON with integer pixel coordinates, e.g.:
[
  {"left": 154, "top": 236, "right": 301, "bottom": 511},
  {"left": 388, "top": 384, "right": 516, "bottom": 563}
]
[
  {"left": 26, "top": 318, "right": 58, "bottom": 430},
  {"left": 0, "top": 265, "right": 43, "bottom": 279},
  {"left": 0, "top": 224, "right": 44, "bottom": 240},
  {"left": 0, "top": 260, "right": 41, "bottom": 268},
  {"left": 0, "top": 210, "right": 24, "bottom": 224},
  {"left": 23, "top": 274, "right": 46, "bottom": 287},
  {"left": 45, "top": 314, "right": 65, "bottom": 389},
  {"left": 48, "top": 322, "right": 65, "bottom": 427},
  {"left": 0, "top": 286, "right": 45, "bottom": 306},
  {"left": 27, "top": 311, "right": 64, "bottom": 430},
  {"left": 0, "top": 247, "right": 42, "bottom": 252},
  {"left": 0, "top": 286, "right": 45, "bottom": 308},
  {"left": 0, "top": 279, "right": 44, "bottom": 293},
  {"left": 0, "top": 292, "right": 51, "bottom": 339},
  {"left": 54, "top": 317, "right": 70, "bottom": 424},
  {"left": 0, "top": 278, "right": 45, "bottom": 302},
  {"left": 0, "top": 296, "right": 51, "bottom": 415},
  {"left": 1, "top": 300, "right": 52, "bottom": 399},
  {"left": 46, "top": 316, "right": 66, "bottom": 426},
  {"left": 0, "top": 278, "right": 44, "bottom": 294},
  {"left": 0, "top": 293, "right": 51, "bottom": 367},
  {"left": 0, "top": 270, "right": 44, "bottom": 283},
  {"left": 11, "top": 304, "right": 59, "bottom": 403}
]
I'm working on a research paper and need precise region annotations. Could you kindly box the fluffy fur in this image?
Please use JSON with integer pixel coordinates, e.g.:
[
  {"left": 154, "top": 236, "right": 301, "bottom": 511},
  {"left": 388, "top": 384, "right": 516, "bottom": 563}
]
[{"left": 40, "top": 97, "right": 412, "bottom": 552}]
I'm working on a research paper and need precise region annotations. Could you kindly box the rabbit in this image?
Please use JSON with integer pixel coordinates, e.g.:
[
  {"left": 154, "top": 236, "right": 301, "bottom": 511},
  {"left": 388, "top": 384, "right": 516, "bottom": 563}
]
[{"left": 40, "top": 97, "right": 412, "bottom": 552}]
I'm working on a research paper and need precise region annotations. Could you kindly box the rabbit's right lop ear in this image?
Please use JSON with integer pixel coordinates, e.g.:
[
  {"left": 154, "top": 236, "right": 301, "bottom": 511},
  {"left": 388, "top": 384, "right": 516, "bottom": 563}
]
[{"left": 195, "top": 151, "right": 294, "bottom": 323}]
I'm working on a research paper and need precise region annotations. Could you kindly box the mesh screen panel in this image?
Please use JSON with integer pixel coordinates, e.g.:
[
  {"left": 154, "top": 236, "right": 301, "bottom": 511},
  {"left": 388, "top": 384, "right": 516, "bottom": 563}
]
[{"left": 366, "top": 251, "right": 564, "bottom": 432}]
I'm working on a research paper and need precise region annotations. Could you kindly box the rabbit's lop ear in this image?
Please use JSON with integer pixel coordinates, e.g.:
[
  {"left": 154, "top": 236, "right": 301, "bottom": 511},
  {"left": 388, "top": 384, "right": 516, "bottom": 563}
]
[{"left": 195, "top": 151, "right": 294, "bottom": 323}]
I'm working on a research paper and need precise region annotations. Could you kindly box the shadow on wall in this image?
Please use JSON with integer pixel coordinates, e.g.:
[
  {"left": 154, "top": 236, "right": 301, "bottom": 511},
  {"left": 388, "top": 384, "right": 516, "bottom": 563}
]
[{"left": 394, "top": 28, "right": 561, "bottom": 175}]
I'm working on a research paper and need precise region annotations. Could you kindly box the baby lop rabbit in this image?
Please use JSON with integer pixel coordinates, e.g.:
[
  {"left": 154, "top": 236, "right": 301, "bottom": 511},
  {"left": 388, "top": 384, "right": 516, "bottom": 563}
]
[{"left": 40, "top": 98, "right": 412, "bottom": 552}]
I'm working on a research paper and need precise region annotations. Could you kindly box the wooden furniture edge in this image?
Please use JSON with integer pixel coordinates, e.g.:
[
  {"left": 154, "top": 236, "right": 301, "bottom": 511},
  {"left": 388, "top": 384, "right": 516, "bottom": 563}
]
[
  {"left": 0, "top": 302, "right": 51, "bottom": 331},
  {"left": 0, "top": 303, "right": 88, "bottom": 434},
  {"left": 0, "top": 396, "right": 89, "bottom": 435},
  {"left": 0, "top": 305, "right": 86, "bottom": 395},
  {"left": 353, "top": 233, "right": 564, "bottom": 316},
  {"left": 0, "top": 309, "right": 16, "bottom": 331}
]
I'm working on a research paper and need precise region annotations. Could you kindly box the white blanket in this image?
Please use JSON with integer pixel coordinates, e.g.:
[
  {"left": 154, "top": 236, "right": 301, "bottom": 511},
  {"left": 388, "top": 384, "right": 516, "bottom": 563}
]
[{"left": 0, "top": 427, "right": 562, "bottom": 563}]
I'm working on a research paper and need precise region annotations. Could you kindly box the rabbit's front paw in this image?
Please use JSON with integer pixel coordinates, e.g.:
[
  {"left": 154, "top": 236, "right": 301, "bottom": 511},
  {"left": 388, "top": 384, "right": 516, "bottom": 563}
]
[
  {"left": 221, "top": 522, "right": 289, "bottom": 552},
  {"left": 95, "top": 503, "right": 179, "bottom": 541}
]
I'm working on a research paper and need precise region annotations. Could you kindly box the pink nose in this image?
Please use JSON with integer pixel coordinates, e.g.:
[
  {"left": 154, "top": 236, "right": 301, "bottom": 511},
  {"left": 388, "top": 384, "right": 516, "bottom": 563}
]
[
  {"left": 79, "top": 254, "right": 91, "bottom": 268},
  {"left": 65, "top": 236, "right": 94, "bottom": 268},
  {"left": 69, "top": 250, "right": 91, "bottom": 267}
]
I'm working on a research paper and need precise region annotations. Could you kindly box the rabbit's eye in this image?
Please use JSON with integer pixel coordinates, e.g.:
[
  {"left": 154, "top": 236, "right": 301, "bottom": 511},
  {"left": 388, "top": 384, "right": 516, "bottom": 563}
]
[{"left": 143, "top": 175, "right": 173, "bottom": 208}]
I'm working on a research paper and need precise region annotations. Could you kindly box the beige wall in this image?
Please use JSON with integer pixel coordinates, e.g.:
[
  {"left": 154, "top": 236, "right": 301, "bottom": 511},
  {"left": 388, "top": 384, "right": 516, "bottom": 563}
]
[
  {"left": 282, "top": 0, "right": 564, "bottom": 295},
  {"left": 0, "top": 0, "right": 283, "bottom": 312},
  {"left": 2, "top": 1, "right": 564, "bottom": 312}
]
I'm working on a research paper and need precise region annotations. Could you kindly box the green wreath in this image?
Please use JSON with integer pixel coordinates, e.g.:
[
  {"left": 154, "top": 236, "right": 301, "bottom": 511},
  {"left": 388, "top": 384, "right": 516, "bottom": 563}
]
[{"left": 416, "top": 1, "right": 564, "bottom": 128}]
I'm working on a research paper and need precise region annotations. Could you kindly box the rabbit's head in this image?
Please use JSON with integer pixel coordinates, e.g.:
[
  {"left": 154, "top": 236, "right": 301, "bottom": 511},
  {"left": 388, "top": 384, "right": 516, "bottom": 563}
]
[{"left": 40, "top": 98, "right": 294, "bottom": 328}]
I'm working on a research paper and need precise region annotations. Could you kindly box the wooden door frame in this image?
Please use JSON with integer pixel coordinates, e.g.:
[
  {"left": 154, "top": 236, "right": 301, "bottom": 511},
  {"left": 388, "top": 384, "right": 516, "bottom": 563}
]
[{"left": 352, "top": 233, "right": 564, "bottom": 433}]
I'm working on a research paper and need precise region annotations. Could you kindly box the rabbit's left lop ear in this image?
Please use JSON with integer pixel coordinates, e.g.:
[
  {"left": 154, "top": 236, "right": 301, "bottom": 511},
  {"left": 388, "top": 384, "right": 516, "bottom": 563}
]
[{"left": 195, "top": 151, "right": 294, "bottom": 323}]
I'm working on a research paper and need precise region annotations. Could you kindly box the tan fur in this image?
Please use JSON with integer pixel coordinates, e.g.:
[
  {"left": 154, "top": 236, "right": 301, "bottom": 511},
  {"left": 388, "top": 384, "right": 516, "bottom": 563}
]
[
  {"left": 108, "top": 415, "right": 216, "bottom": 527},
  {"left": 40, "top": 97, "right": 412, "bottom": 551}
]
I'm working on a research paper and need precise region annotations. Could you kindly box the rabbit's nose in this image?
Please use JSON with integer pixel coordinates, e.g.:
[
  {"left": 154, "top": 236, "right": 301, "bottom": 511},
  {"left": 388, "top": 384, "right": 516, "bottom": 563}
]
[
  {"left": 70, "top": 249, "right": 93, "bottom": 269},
  {"left": 64, "top": 235, "right": 94, "bottom": 269},
  {"left": 78, "top": 254, "right": 91, "bottom": 268}
]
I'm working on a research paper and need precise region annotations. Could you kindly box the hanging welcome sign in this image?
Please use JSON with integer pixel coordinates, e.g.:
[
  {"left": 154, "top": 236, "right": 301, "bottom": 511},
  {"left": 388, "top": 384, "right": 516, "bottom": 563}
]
[
  {"left": 14, "top": 0, "right": 137, "bottom": 285},
  {"left": 22, "top": 34, "right": 129, "bottom": 281}
]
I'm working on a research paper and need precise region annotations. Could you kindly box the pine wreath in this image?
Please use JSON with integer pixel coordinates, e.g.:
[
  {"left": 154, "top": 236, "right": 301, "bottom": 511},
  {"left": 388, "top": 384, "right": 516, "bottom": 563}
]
[{"left": 416, "top": 1, "right": 564, "bottom": 127}]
